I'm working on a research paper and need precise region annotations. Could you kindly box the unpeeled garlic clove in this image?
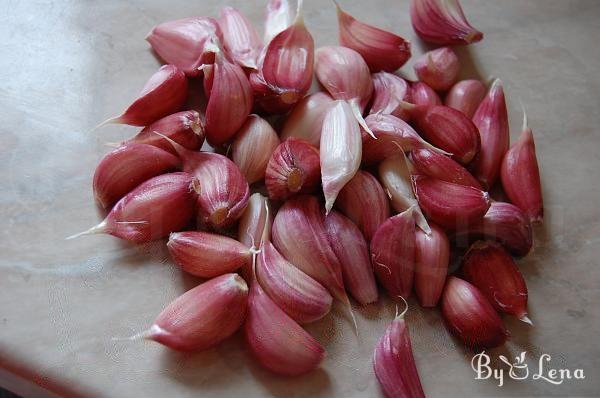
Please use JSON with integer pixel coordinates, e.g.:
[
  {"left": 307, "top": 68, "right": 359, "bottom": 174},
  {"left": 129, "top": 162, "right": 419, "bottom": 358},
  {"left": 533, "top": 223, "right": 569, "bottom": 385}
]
[
  {"left": 146, "top": 17, "right": 222, "bottom": 76},
  {"left": 410, "top": 0, "right": 483, "bottom": 45},
  {"left": 445, "top": 79, "right": 486, "bottom": 118},
  {"left": 369, "top": 72, "right": 412, "bottom": 121},
  {"left": 280, "top": 92, "right": 335, "bottom": 148},
  {"left": 265, "top": 138, "right": 321, "bottom": 201},
  {"left": 410, "top": 148, "right": 482, "bottom": 189},
  {"left": 335, "top": 1, "right": 411, "bottom": 73},
  {"left": 148, "top": 273, "right": 248, "bottom": 351},
  {"left": 441, "top": 276, "right": 508, "bottom": 349},
  {"left": 370, "top": 208, "right": 416, "bottom": 300},
  {"left": 68, "top": 172, "right": 196, "bottom": 243},
  {"left": 411, "top": 81, "right": 441, "bottom": 106},
  {"left": 264, "top": 0, "right": 293, "bottom": 44},
  {"left": 412, "top": 175, "right": 490, "bottom": 230},
  {"left": 414, "top": 223, "right": 449, "bottom": 307},
  {"left": 218, "top": 7, "right": 262, "bottom": 70},
  {"left": 324, "top": 210, "right": 378, "bottom": 305},
  {"left": 471, "top": 79, "right": 510, "bottom": 189},
  {"left": 231, "top": 115, "right": 280, "bottom": 184},
  {"left": 335, "top": 170, "right": 390, "bottom": 242},
  {"left": 413, "top": 47, "right": 459, "bottom": 91},
  {"left": 373, "top": 311, "right": 426, "bottom": 398},
  {"left": 463, "top": 241, "right": 529, "bottom": 322},
  {"left": 244, "top": 278, "right": 325, "bottom": 376},
  {"left": 167, "top": 232, "right": 251, "bottom": 278},
  {"left": 238, "top": 193, "right": 272, "bottom": 280},
  {"left": 500, "top": 112, "right": 543, "bottom": 223},
  {"left": 256, "top": 241, "right": 333, "bottom": 324},
  {"left": 320, "top": 100, "right": 362, "bottom": 213},
  {"left": 93, "top": 143, "right": 180, "bottom": 209}
]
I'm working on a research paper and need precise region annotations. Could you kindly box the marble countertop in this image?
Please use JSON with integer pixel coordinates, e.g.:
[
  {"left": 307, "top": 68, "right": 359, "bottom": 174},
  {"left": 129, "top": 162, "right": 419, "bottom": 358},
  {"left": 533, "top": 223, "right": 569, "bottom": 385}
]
[{"left": 1, "top": 0, "right": 599, "bottom": 397}]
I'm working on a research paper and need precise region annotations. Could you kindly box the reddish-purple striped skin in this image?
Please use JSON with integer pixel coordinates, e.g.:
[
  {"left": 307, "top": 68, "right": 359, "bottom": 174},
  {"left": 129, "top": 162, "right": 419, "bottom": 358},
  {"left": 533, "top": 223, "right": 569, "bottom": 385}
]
[
  {"left": 410, "top": 148, "right": 482, "bottom": 189},
  {"left": 414, "top": 223, "right": 449, "bottom": 307}
]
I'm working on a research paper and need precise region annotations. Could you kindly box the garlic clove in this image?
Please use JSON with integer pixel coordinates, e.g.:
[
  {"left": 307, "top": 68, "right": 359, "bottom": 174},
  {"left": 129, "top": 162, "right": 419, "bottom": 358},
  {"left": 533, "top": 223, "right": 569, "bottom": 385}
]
[
  {"left": 320, "top": 101, "right": 362, "bottom": 213},
  {"left": 373, "top": 312, "right": 426, "bottom": 398},
  {"left": 231, "top": 115, "right": 280, "bottom": 184},
  {"left": 201, "top": 63, "right": 214, "bottom": 97},
  {"left": 256, "top": 241, "right": 333, "bottom": 324},
  {"left": 369, "top": 72, "right": 412, "bottom": 121},
  {"left": 148, "top": 273, "right": 248, "bottom": 351},
  {"left": 463, "top": 241, "right": 529, "bottom": 321},
  {"left": 500, "top": 112, "right": 543, "bottom": 223},
  {"left": 412, "top": 175, "right": 490, "bottom": 230},
  {"left": 336, "top": 1, "right": 411, "bottom": 73},
  {"left": 265, "top": 138, "right": 321, "bottom": 201},
  {"left": 264, "top": 0, "right": 293, "bottom": 44},
  {"left": 411, "top": 81, "right": 441, "bottom": 106},
  {"left": 324, "top": 210, "right": 378, "bottom": 305},
  {"left": 445, "top": 79, "right": 486, "bottom": 119},
  {"left": 371, "top": 208, "right": 416, "bottom": 300},
  {"left": 244, "top": 279, "right": 325, "bottom": 376},
  {"left": 335, "top": 170, "right": 390, "bottom": 242},
  {"left": 410, "top": 148, "right": 482, "bottom": 189},
  {"left": 218, "top": 7, "right": 262, "bottom": 70},
  {"left": 93, "top": 143, "right": 180, "bottom": 209},
  {"left": 441, "top": 276, "right": 508, "bottom": 349},
  {"left": 413, "top": 47, "right": 459, "bottom": 91},
  {"left": 167, "top": 232, "right": 252, "bottom": 278},
  {"left": 280, "top": 92, "right": 335, "bottom": 148},
  {"left": 414, "top": 223, "right": 449, "bottom": 307},
  {"left": 238, "top": 193, "right": 272, "bottom": 280},
  {"left": 471, "top": 79, "right": 510, "bottom": 189},
  {"left": 410, "top": 0, "right": 483, "bottom": 46}
]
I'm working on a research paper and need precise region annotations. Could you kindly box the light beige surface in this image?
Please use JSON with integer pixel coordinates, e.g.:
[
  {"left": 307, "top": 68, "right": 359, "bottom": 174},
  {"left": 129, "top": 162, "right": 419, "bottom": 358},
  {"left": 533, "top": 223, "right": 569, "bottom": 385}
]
[{"left": 1, "top": 0, "right": 599, "bottom": 397}]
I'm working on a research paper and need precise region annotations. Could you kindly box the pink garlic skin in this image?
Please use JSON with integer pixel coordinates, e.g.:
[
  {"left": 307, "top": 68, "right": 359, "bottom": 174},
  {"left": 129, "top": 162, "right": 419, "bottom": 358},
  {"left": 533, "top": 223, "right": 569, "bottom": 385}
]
[
  {"left": 237, "top": 193, "right": 272, "bottom": 280},
  {"left": 324, "top": 210, "right": 378, "bottom": 305},
  {"left": 445, "top": 79, "right": 486, "bottom": 119},
  {"left": 218, "top": 7, "right": 262, "bottom": 70},
  {"left": 413, "top": 47, "right": 459, "bottom": 91},
  {"left": 414, "top": 223, "right": 449, "bottom": 307},
  {"left": 244, "top": 280, "right": 325, "bottom": 376},
  {"left": 373, "top": 315, "right": 426, "bottom": 398},
  {"left": 370, "top": 72, "right": 412, "bottom": 121},
  {"left": 410, "top": 0, "right": 483, "bottom": 45},
  {"left": 150, "top": 273, "right": 248, "bottom": 351},
  {"left": 93, "top": 143, "right": 180, "bottom": 209},
  {"left": 411, "top": 81, "right": 441, "bottom": 106},
  {"left": 264, "top": 0, "right": 293, "bottom": 44},
  {"left": 471, "top": 79, "right": 510, "bottom": 190},
  {"left": 410, "top": 148, "right": 482, "bottom": 189},
  {"left": 146, "top": 17, "right": 222, "bottom": 76},
  {"left": 280, "top": 92, "right": 335, "bottom": 148}
]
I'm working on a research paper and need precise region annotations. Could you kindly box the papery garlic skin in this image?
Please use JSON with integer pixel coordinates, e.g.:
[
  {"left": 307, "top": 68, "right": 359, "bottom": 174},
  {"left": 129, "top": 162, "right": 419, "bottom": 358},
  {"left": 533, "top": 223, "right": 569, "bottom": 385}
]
[
  {"left": 280, "top": 92, "right": 335, "bottom": 148},
  {"left": 413, "top": 47, "right": 459, "bottom": 91},
  {"left": 238, "top": 193, "right": 272, "bottom": 249},
  {"left": 410, "top": 0, "right": 483, "bottom": 45},
  {"left": 370, "top": 72, "right": 412, "bottom": 120},
  {"left": 149, "top": 273, "right": 248, "bottom": 351},
  {"left": 336, "top": 2, "right": 411, "bottom": 73},
  {"left": 414, "top": 223, "right": 449, "bottom": 307},
  {"left": 411, "top": 81, "right": 441, "bottom": 106},
  {"left": 231, "top": 115, "right": 280, "bottom": 184},
  {"left": 218, "top": 7, "right": 262, "bottom": 70},
  {"left": 264, "top": 0, "right": 293, "bottom": 44},
  {"left": 410, "top": 148, "right": 482, "bottom": 189},
  {"left": 445, "top": 79, "right": 485, "bottom": 118}
]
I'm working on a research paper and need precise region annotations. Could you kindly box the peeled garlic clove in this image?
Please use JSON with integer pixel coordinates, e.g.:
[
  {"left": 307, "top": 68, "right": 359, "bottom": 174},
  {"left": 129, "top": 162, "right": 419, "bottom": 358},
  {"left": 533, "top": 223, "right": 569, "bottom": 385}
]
[
  {"left": 324, "top": 211, "right": 378, "bottom": 305},
  {"left": 463, "top": 241, "right": 529, "bottom": 321},
  {"left": 320, "top": 101, "right": 362, "bottom": 213},
  {"left": 167, "top": 232, "right": 251, "bottom": 278},
  {"left": 407, "top": 103, "right": 481, "bottom": 164},
  {"left": 414, "top": 223, "right": 449, "bottom": 307},
  {"left": 280, "top": 92, "right": 335, "bottom": 147},
  {"left": 123, "top": 110, "right": 205, "bottom": 155},
  {"left": 244, "top": 279, "right": 325, "bottom": 376},
  {"left": 369, "top": 72, "right": 412, "bottom": 121},
  {"left": 264, "top": 0, "right": 293, "bottom": 44},
  {"left": 99, "top": 65, "right": 188, "bottom": 127},
  {"left": 471, "top": 79, "right": 510, "bottom": 189},
  {"left": 373, "top": 312, "right": 426, "bottom": 398},
  {"left": 148, "top": 273, "right": 248, "bottom": 351},
  {"left": 218, "top": 7, "right": 262, "bottom": 70},
  {"left": 93, "top": 143, "right": 180, "bottom": 209},
  {"left": 500, "top": 113, "right": 543, "bottom": 223},
  {"left": 370, "top": 208, "right": 416, "bottom": 299},
  {"left": 410, "top": 148, "right": 482, "bottom": 189},
  {"left": 441, "top": 276, "right": 508, "bottom": 349},
  {"left": 265, "top": 138, "right": 320, "bottom": 201},
  {"left": 335, "top": 170, "right": 390, "bottom": 242},
  {"left": 238, "top": 193, "right": 272, "bottom": 249},
  {"left": 445, "top": 79, "right": 485, "bottom": 118},
  {"left": 411, "top": 81, "right": 441, "bottom": 106},
  {"left": 378, "top": 154, "right": 430, "bottom": 234},
  {"left": 413, "top": 47, "right": 459, "bottom": 91},
  {"left": 410, "top": 0, "right": 483, "bottom": 45},
  {"left": 272, "top": 195, "right": 346, "bottom": 302},
  {"left": 68, "top": 172, "right": 196, "bottom": 243},
  {"left": 412, "top": 175, "right": 490, "bottom": 230},
  {"left": 146, "top": 17, "right": 221, "bottom": 76},
  {"left": 256, "top": 241, "right": 333, "bottom": 324},
  {"left": 204, "top": 52, "right": 253, "bottom": 147},
  {"left": 231, "top": 115, "right": 280, "bottom": 184},
  {"left": 336, "top": 1, "right": 411, "bottom": 72}
]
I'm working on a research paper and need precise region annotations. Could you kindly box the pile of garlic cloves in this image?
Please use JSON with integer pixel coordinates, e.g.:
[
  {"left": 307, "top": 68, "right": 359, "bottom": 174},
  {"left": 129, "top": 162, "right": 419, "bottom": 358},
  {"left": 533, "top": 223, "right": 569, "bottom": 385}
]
[{"left": 71, "top": 0, "right": 545, "bottom": 396}]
